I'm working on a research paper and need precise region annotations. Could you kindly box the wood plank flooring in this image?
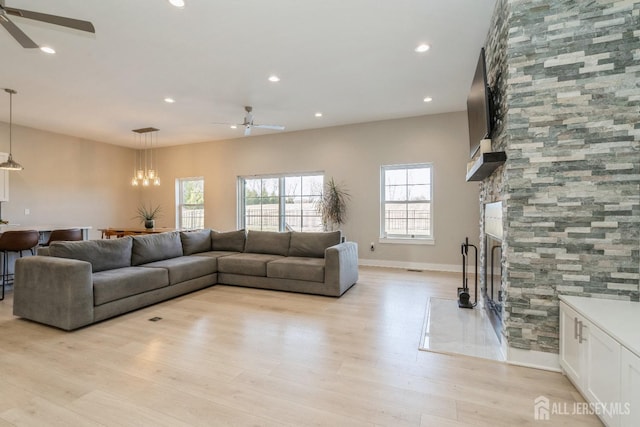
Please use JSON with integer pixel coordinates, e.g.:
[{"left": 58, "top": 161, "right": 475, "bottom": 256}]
[{"left": 0, "top": 267, "right": 601, "bottom": 426}]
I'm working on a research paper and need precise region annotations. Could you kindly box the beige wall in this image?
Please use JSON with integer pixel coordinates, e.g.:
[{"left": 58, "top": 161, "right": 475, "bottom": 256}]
[
  {"left": 153, "top": 112, "right": 480, "bottom": 269},
  {"left": 0, "top": 122, "right": 138, "bottom": 240},
  {"left": 0, "top": 112, "right": 480, "bottom": 268}
]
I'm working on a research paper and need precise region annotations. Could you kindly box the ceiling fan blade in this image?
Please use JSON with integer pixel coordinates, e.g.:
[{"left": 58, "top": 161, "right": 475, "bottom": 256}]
[
  {"left": 5, "top": 7, "right": 95, "bottom": 33},
  {"left": 244, "top": 126, "right": 252, "bottom": 136},
  {"left": 0, "top": 15, "right": 38, "bottom": 47},
  {"left": 253, "top": 124, "right": 285, "bottom": 131}
]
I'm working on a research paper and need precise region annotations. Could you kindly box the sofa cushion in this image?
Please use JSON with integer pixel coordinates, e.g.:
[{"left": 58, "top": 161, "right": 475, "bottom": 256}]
[
  {"left": 288, "top": 231, "right": 342, "bottom": 258},
  {"left": 244, "top": 230, "right": 291, "bottom": 256},
  {"left": 93, "top": 266, "right": 169, "bottom": 306},
  {"left": 49, "top": 237, "right": 133, "bottom": 273},
  {"left": 131, "top": 232, "right": 183, "bottom": 266},
  {"left": 180, "top": 229, "right": 212, "bottom": 255},
  {"left": 191, "top": 251, "right": 238, "bottom": 270},
  {"left": 212, "top": 229, "right": 246, "bottom": 252},
  {"left": 267, "top": 257, "right": 325, "bottom": 283},
  {"left": 141, "top": 255, "right": 217, "bottom": 285},
  {"left": 217, "top": 253, "right": 284, "bottom": 277}
]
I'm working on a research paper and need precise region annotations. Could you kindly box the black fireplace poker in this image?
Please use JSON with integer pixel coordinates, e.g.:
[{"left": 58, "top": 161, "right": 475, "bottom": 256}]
[{"left": 458, "top": 237, "right": 478, "bottom": 309}]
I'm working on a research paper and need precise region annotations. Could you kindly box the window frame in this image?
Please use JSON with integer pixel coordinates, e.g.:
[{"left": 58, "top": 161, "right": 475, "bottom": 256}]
[
  {"left": 380, "top": 163, "right": 434, "bottom": 244},
  {"left": 237, "top": 172, "right": 324, "bottom": 232},
  {"left": 175, "top": 177, "right": 205, "bottom": 230}
]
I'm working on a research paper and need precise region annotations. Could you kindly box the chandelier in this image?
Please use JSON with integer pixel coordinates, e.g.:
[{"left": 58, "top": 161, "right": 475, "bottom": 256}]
[
  {"left": 130, "top": 127, "right": 160, "bottom": 186},
  {"left": 0, "top": 88, "right": 24, "bottom": 171}
]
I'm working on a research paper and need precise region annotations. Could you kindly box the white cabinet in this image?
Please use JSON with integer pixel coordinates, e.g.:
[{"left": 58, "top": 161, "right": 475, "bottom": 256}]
[
  {"left": 559, "top": 298, "right": 639, "bottom": 427},
  {"left": 621, "top": 347, "right": 640, "bottom": 427},
  {"left": 559, "top": 303, "right": 584, "bottom": 386},
  {"left": 584, "top": 321, "right": 621, "bottom": 427},
  {"left": 0, "top": 152, "right": 9, "bottom": 202}
]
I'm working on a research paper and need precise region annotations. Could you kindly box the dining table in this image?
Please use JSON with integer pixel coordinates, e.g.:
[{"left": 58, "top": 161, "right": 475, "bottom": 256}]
[{"left": 98, "top": 227, "right": 178, "bottom": 239}]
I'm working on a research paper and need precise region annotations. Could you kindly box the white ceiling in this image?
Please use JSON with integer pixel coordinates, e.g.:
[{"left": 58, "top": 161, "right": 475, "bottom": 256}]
[{"left": 2, "top": 0, "right": 497, "bottom": 148}]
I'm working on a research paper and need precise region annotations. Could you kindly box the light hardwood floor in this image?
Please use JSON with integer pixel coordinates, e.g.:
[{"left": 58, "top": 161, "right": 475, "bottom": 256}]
[{"left": 0, "top": 267, "right": 601, "bottom": 426}]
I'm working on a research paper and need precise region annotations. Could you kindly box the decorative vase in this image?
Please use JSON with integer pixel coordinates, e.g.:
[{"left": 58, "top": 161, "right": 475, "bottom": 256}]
[{"left": 144, "top": 219, "right": 155, "bottom": 229}]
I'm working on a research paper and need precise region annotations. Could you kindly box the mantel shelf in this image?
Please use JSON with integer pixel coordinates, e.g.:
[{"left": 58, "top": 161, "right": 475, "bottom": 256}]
[{"left": 466, "top": 151, "right": 507, "bottom": 182}]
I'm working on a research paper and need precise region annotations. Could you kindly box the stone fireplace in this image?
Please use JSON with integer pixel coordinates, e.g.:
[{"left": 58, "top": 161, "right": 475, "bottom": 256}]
[{"left": 476, "top": 0, "right": 639, "bottom": 370}]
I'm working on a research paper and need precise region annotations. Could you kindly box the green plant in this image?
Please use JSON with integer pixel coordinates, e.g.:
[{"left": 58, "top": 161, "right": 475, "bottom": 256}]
[
  {"left": 317, "top": 178, "right": 350, "bottom": 231},
  {"left": 134, "top": 204, "right": 162, "bottom": 224}
]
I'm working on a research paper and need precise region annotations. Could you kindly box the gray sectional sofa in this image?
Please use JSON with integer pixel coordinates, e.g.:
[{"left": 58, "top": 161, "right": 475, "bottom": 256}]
[{"left": 12, "top": 229, "right": 358, "bottom": 331}]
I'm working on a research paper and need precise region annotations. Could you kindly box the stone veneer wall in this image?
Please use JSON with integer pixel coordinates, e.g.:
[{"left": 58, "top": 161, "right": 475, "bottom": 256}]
[
  {"left": 480, "top": 0, "right": 640, "bottom": 355},
  {"left": 478, "top": 0, "right": 510, "bottom": 347}
]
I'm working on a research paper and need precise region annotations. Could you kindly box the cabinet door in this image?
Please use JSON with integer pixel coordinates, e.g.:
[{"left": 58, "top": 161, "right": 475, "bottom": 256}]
[
  {"left": 0, "top": 152, "right": 8, "bottom": 202},
  {"left": 559, "top": 302, "right": 584, "bottom": 387},
  {"left": 585, "top": 321, "right": 621, "bottom": 427},
  {"left": 620, "top": 347, "right": 640, "bottom": 427}
]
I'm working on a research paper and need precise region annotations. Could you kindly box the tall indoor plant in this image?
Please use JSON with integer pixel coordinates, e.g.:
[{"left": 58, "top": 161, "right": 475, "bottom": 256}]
[{"left": 317, "top": 178, "right": 350, "bottom": 231}]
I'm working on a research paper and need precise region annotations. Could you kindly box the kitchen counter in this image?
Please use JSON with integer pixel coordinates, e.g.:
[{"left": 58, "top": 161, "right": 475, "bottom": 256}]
[
  {"left": 0, "top": 225, "right": 92, "bottom": 243},
  {"left": 559, "top": 295, "right": 640, "bottom": 357}
]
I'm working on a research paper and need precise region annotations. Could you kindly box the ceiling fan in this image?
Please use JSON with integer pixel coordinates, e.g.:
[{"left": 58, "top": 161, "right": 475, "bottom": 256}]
[
  {"left": 215, "top": 106, "right": 285, "bottom": 136},
  {"left": 0, "top": 0, "right": 95, "bottom": 49}
]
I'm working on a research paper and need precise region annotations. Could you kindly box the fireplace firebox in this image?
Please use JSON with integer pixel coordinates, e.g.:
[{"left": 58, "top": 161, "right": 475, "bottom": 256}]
[{"left": 483, "top": 201, "right": 503, "bottom": 342}]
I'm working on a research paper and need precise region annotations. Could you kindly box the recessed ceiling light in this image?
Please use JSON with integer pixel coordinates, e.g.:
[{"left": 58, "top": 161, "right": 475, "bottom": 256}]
[
  {"left": 415, "top": 44, "right": 430, "bottom": 53},
  {"left": 40, "top": 46, "right": 55, "bottom": 54},
  {"left": 315, "top": 112, "right": 323, "bottom": 118},
  {"left": 164, "top": 97, "right": 175, "bottom": 103},
  {"left": 268, "top": 75, "right": 280, "bottom": 83},
  {"left": 423, "top": 96, "right": 433, "bottom": 103},
  {"left": 230, "top": 125, "right": 237, "bottom": 129},
  {"left": 169, "top": 0, "right": 185, "bottom": 8}
]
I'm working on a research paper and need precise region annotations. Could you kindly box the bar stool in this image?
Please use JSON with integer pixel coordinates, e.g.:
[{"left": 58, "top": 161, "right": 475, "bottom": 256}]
[
  {"left": 0, "top": 230, "right": 39, "bottom": 300},
  {"left": 42, "top": 228, "right": 83, "bottom": 246}
]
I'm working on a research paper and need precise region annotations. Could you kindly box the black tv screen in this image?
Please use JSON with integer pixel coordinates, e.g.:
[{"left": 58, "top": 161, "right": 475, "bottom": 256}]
[{"left": 467, "top": 48, "right": 492, "bottom": 158}]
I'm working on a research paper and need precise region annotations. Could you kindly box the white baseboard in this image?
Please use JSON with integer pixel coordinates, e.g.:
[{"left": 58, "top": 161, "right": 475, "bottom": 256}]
[
  {"left": 506, "top": 347, "right": 561, "bottom": 372},
  {"left": 358, "top": 258, "right": 475, "bottom": 273}
]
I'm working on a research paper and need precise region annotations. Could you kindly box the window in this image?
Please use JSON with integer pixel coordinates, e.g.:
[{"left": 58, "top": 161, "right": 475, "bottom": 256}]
[
  {"left": 381, "top": 163, "right": 432, "bottom": 241},
  {"left": 238, "top": 173, "right": 324, "bottom": 232},
  {"left": 176, "top": 177, "right": 204, "bottom": 229}
]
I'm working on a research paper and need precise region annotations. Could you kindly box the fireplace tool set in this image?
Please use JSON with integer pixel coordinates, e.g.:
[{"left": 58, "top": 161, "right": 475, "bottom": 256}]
[{"left": 458, "top": 237, "right": 478, "bottom": 309}]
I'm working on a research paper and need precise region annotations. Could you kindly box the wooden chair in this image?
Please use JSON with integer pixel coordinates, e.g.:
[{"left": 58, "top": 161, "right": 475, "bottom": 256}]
[
  {"left": 0, "top": 230, "right": 39, "bottom": 300},
  {"left": 43, "top": 228, "right": 83, "bottom": 246}
]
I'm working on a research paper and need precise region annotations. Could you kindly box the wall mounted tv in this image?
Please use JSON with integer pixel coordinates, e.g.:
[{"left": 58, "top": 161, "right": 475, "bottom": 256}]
[{"left": 466, "top": 47, "right": 493, "bottom": 158}]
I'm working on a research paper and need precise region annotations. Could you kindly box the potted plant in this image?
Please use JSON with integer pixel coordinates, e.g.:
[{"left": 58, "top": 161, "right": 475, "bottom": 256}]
[
  {"left": 317, "top": 177, "right": 350, "bottom": 232},
  {"left": 135, "top": 204, "right": 162, "bottom": 229}
]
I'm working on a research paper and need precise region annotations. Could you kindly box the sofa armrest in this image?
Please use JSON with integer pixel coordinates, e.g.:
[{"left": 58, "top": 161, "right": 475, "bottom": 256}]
[
  {"left": 13, "top": 256, "right": 94, "bottom": 331},
  {"left": 325, "top": 241, "right": 359, "bottom": 296}
]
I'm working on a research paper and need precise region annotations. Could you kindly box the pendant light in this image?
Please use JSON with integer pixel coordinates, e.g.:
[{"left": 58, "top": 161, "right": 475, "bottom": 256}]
[
  {"left": 130, "top": 127, "right": 160, "bottom": 187},
  {"left": 0, "top": 89, "right": 24, "bottom": 171}
]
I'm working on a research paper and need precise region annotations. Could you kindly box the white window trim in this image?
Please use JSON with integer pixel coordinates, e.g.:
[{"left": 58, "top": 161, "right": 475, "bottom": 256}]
[
  {"left": 379, "top": 237, "right": 435, "bottom": 245},
  {"left": 176, "top": 177, "right": 204, "bottom": 230},
  {"left": 237, "top": 172, "right": 324, "bottom": 232},
  {"left": 380, "top": 163, "right": 433, "bottom": 242}
]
